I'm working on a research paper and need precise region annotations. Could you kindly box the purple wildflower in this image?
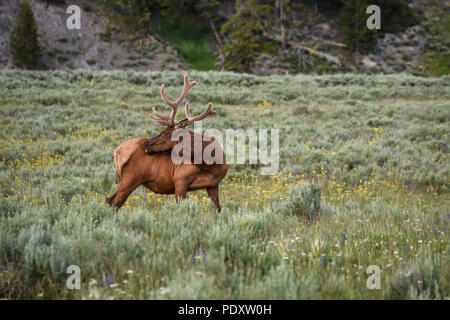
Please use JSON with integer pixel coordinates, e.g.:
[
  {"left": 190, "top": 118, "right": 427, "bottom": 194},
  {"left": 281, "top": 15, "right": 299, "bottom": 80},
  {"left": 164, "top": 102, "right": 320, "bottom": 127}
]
[
  {"left": 435, "top": 218, "right": 440, "bottom": 225},
  {"left": 320, "top": 258, "right": 326, "bottom": 264},
  {"left": 191, "top": 248, "right": 206, "bottom": 264},
  {"left": 402, "top": 241, "right": 410, "bottom": 255},
  {"left": 3, "top": 265, "right": 7, "bottom": 272}
]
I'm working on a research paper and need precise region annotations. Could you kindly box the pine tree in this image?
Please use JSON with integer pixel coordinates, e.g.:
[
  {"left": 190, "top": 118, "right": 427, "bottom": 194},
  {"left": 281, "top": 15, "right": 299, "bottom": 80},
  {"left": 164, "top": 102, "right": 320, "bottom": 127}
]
[
  {"left": 220, "top": 0, "right": 272, "bottom": 73},
  {"left": 10, "top": 0, "right": 41, "bottom": 68},
  {"left": 196, "top": 0, "right": 224, "bottom": 47},
  {"left": 340, "top": 0, "right": 378, "bottom": 53}
]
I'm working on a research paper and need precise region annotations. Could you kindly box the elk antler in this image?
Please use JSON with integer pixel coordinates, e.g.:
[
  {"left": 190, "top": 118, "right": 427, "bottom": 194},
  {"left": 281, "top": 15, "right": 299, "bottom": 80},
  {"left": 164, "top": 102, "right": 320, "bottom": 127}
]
[
  {"left": 184, "top": 102, "right": 216, "bottom": 125},
  {"left": 150, "top": 74, "right": 197, "bottom": 127},
  {"left": 150, "top": 108, "right": 170, "bottom": 126}
]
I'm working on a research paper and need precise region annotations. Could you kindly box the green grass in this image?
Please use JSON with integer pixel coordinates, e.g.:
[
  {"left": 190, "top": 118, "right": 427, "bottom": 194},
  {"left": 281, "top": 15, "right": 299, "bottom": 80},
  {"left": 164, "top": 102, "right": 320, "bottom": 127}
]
[
  {"left": 423, "top": 12, "right": 450, "bottom": 77},
  {"left": 0, "top": 70, "right": 449, "bottom": 299},
  {"left": 261, "top": 41, "right": 280, "bottom": 56},
  {"left": 157, "top": 21, "right": 217, "bottom": 71},
  {"left": 424, "top": 52, "right": 450, "bottom": 77}
]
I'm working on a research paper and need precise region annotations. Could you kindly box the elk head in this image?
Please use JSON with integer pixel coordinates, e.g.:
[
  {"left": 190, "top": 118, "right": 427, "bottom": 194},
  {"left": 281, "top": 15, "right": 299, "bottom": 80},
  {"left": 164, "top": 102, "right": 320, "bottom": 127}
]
[{"left": 144, "top": 74, "right": 217, "bottom": 154}]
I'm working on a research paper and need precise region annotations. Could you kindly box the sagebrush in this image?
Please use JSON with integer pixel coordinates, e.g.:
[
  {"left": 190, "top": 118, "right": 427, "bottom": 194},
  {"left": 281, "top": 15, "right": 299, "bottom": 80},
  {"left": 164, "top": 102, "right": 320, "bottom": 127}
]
[{"left": 0, "top": 70, "right": 448, "bottom": 299}]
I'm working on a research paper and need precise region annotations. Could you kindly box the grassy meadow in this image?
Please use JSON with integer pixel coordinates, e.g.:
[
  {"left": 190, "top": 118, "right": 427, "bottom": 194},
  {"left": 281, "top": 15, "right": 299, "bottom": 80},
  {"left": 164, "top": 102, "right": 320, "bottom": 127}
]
[{"left": 0, "top": 70, "right": 449, "bottom": 299}]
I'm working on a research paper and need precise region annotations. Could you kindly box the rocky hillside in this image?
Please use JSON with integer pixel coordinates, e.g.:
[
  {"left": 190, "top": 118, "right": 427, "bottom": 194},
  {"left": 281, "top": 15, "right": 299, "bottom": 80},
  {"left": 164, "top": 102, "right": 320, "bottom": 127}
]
[
  {"left": 249, "top": 0, "right": 448, "bottom": 76},
  {"left": 0, "top": 0, "right": 188, "bottom": 71},
  {"left": 0, "top": 0, "right": 448, "bottom": 76}
]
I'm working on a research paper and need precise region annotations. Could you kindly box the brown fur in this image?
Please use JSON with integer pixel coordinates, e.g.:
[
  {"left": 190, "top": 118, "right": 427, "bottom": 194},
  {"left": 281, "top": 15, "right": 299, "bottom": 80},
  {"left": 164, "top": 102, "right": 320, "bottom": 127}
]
[
  {"left": 105, "top": 137, "right": 228, "bottom": 211},
  {"left": 107, "top": 74, "right": 227, "bottom": 211}
]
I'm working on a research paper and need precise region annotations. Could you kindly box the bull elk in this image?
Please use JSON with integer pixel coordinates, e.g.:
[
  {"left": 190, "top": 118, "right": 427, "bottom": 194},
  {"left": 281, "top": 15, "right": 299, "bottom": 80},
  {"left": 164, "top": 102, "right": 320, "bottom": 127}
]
[{"left": 105, "top": 75, "right": 228, "bottom": 211}]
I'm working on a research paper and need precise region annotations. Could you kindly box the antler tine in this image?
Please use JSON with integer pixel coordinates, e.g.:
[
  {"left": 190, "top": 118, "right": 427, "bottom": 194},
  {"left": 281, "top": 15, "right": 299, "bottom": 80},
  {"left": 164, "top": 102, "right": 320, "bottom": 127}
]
[
  {"left": 149, "top": 107, "right": 170, "bottom": 126},
  {"left": 152, "top": 107, "right": 169, "bottom": 120},
  {"left": 184, "top": 102, "right": 191, "bottom": 119},
  {"left": 185, "top": 102, "right": 217, "bottom": 125},
  {"left": 150, "top": 115, "right": 169, "bottom": 126},
  {"left": 160, "top": 74, "right": 197, "bottom": 126}
]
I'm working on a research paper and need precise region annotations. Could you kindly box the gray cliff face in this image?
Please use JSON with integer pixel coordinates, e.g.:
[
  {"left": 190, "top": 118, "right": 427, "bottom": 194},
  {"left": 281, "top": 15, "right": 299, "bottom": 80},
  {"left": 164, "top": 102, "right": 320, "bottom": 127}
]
[{"left": 0, "top": 0, "right": 187, "bottom": 71}]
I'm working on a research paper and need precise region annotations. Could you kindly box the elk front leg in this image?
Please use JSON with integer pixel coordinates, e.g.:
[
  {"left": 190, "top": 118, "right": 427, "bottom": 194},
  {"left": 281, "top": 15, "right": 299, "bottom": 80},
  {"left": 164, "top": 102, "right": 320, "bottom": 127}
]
[
  {"left": 174, "top": 182, "right": 188, "bottom": 203},
  {"left": 105, "top": 191, "right": 117, "bottom": 206},
  {"left": 207, "top": 186, "right": 221, "bottom": 212}
]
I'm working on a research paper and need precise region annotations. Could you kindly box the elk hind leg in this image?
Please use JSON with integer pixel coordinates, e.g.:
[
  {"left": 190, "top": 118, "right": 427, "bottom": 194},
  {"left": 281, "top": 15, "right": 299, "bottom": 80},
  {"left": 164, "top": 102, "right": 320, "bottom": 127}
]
[
  {"left": 207, "top": 186, "right": 221, "bottom": 212},
  {"left": 174, "top": 182, "right": 188, "bottom": 203}
]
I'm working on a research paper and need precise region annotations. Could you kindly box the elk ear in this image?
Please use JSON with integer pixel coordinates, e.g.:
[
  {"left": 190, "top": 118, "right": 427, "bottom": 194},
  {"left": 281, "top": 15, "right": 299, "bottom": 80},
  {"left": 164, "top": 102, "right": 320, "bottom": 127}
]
[{"left": 174, "top": 119, "right": 189, "bottom": 130}]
